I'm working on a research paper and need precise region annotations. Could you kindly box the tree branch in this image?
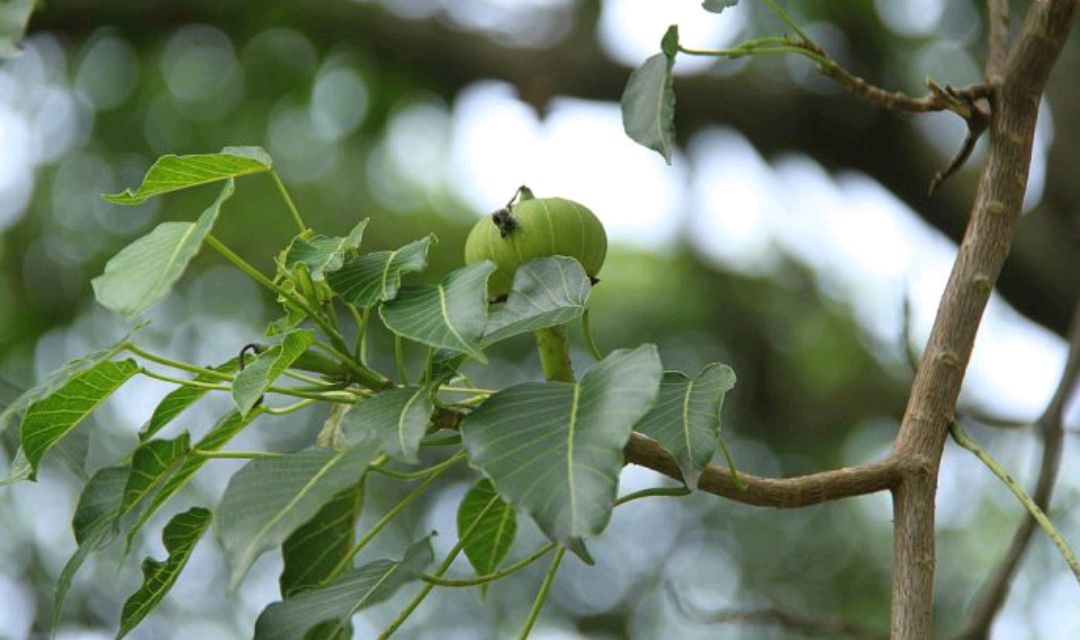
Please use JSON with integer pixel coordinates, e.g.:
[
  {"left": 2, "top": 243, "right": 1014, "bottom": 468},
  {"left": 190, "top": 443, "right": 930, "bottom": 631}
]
[
  {"left": 623, "top": 433, "right": 900, "bottom": 508},
  {"left": 955, "top": 297, "right": 1080, "bottom": 640},
  {"left": 986, "top": 0, "right": 1011, "bottom": 82},
  {"left": 889, "top": 2, "right": 1077, "bottom": 638}
]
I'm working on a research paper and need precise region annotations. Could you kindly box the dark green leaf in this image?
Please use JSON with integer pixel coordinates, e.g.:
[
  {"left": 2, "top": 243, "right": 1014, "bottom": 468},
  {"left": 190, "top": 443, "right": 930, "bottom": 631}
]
[
  {"left": 280, "top": 481, "right": 364, "bottom": 597},
  {"left": 92, "top": 180, "right": 235, "bottom": 319},
  {"left": 621, "top": 53, "right": 677, "bottom": 165},
  {"left": 482, "top": 256, "right": 591, "bottom": 346},
  {"left": 20, "top": 359, "right": 139, "bottom": 480},
  {"left": 634, "top": 364, "right": 736, "bottom": 487},
  {"left": 232, "top": 330, "right": 315, "bottom": 416},
  {"left": 661, "top": 24, "right": 680, "bottom": 57},
  {"left": 702, "top": 0, "right": 739, "bottom": 14},
  {"left": 119, "top": 432, "right": 192, "bottom": 523},
  {"left": 461, "top": 345, "right": 662, "bottom": 562},
  {"left": 116, "top": 507, "right": 212, "bottom": 639},
  {"left": 341, "top": 386, "right": 434, "bottom": 463},
  {"left": 215, "top": 447, "right": 380, "bottom": 590},
  {"left": 380, "top": 261, "right": 495, "bottom": 363},
  {"left": 327, "top": 235, "right": 434, "bottom": 308},
  {"left": 127, "top": 409, "right": 261, "bottom": 545},
  {"left": 54, "top": 465, "right": 128, "bottom": 630},
  {"left": 141, "top": 358, "right": 238, "bottom": 441},
  {"left": 424, "top": 350, "right": 467, "bottom": 385},
  {"left": 103, "top": 147, "right": 271, "bottom": 204},
  {"left": 254, "top": 538, "right": 433, "bottom": 640},
  {"left": 458, "top": 479, "right": 517, "bottom": 584},
  {"left": 283, "top": 220, "right": 369, "bottom": 281}
]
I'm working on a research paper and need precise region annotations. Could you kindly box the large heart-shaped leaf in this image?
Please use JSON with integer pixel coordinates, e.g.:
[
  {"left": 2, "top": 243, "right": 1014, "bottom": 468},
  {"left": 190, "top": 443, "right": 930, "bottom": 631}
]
[
  {"left": 462, "top": 345, "right": 662, "bottom": 561},
  {"left": 127, "top": 409, "right": 262, "bottom": 545},
  {"left": 341, "top": 386, "right": 434, "bottom": 463},
  {"left": 93, "top": 180, "right": 235, "bottom": 319},
  {"left": 280, "top": 481, "right": 365, "bottom": 598},
  {"left": 458, "top": 479, "right": 517, "bottom": 583},
  {"left": 216, "top": 446, "right": 380, "bottom": 589},
  {"left": 117, "top": 507, "right": 212, "bottom": 639},
  {"left": 141, "top": 358, "right": 238, "bottom": 441},
  {"left": 20, "top": 359, "right": 139, "bottom": 480},
  {"left": 482, "top": 256, "right": 591, "bottom": 347},
  {"left": 621, "top": 50, "right": 677, "bottom": 165},
  {"left": 282, "top": 220, "right": 369, "bottom": 281},
  {"left": 634, "top": 363, "right": 736, "bottom": 487},
  {"left": 380, "top": 261, "right": 495, "bottom": 363},
  {"left": 254, "top": 537, "right": 433, "bottom": 640},
  {"left": 327, "top": 235, "right": 434, "bottom": 308},
  {"left": 232, "top": 330, "right": 316, "bottom": 416},
  {"left": 119, "top": 432, "right": 191, "bottom": 525},
  {"left": 54, "top": 465, "right": 129, "bottom": 630},
  {"left": 103, "top": 147, "right": 271, "bottom": 204}
]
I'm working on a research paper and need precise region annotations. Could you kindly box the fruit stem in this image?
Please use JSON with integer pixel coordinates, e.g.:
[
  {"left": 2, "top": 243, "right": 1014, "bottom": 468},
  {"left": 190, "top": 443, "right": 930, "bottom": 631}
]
[
  {"left": 516, "top": 185, "right": 535, "bottom": 202},
  {"left": 535, "top": 324, "right": 575, "bottom": 382}
]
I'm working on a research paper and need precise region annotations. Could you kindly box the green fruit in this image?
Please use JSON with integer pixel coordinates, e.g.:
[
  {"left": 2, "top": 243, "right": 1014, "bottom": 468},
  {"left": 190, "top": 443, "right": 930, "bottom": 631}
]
[{"left": 464, "top": 188, "right": 607, "bottom": 297}]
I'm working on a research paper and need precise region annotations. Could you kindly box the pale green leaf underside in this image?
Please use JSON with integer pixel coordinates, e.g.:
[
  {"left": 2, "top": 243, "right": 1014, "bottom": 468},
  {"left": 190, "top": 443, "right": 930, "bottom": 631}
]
[
  {"left": 280, "top": 481, "right": 364, "bottom": 598},
  {"left": 20, "top": 359, "right": 139, "bottom": 479},
  {"left": 462, "top": 345, "right": 662, "bottom": 561},
  {"left": 254, "top": 538, "right": 434, "bottom": 640},
  {"left": 327, "top": 235, "right": 434, "bottom": 308},
  {"left": 232, "top": 330, "right": 316, "bottom": 416},
  {"left": 0, "top": 0, "right": 34, "bottom": 57},
  {"left": 380, "top": 261, "right": 495, "bottom": 363},
  {"left": 117, "top": 507, "right": 212, "bottom": 639},
  {"left": 634, "top": 363, "right": 736, "bottom": 487},
  {"left": 141, "top": 358, "right": 238, "bottom": 441},
  {"left": 458, "top": 478, "right": 517, "bottom": 579},
  {"left": 127, "top": 409, "right": 261, "bottom": 545},
  {"left": 342, "top": 386, "right": 433, "bottom": 463},
  {"left": 54, "top": 465, "right": 129, "bottom": 631},
  {"left": 482, "top": 256, "right": 591, "bottom": 346},
  {"left": 621, "top": 53, "right": 677, "bottom": 164},
  {"left": 216, "top": 446, "right": 380, "bottom": 590},
  {"left": 93, "top": 180, "right": 235, "bottom": 319},
  {"left": 103, "top": 146, "right": 271, "bottom": 204},
  {"left": 284, "top": 219, "right": 369, "bottom": 281}
]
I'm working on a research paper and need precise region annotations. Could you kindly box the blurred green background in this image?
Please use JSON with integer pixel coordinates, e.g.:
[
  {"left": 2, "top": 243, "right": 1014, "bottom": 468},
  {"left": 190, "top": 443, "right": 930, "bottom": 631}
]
[{"left": 1, "top": 1, "right": 1078, "bottom": 638}]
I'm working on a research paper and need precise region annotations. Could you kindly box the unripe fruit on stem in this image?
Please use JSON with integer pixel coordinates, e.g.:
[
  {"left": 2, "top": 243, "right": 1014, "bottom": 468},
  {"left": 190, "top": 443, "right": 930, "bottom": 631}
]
[{"left": 464, "top": 187, "right": 607, "bottom": 297}]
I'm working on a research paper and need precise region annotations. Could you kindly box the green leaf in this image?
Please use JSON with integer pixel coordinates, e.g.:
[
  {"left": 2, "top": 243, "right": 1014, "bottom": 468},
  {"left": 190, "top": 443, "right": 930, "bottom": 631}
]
[
  {"left": 116, "top": 507, "right": 212, "bottom": 639},
  {"left": 0, "top": 336, "right": 132, "bottom": 437},
  {"left": 119, "top": 432, "right": 192, "bottom": 523},
  {"left": 702, "top": 0, "right": 739, "bottom": 14},
  {"left": 482, "top": 256, "right": 591, "bottom": 347},
  {"left": 341, "top": 386, "right": 434, "bottom": 463},
  {"left": 232, "top": 330, "right": 316, "bottom": 416},
  {"left": 660, "top": 24, "right": 680, "bottom": 58},
  {"left": 103, "top": 147, "right": 271, "bottom": 205},
  {"left": 283, "top": 220, "right": 369, "bottom": 281},
  {"left": 423, "top": 350, "right": 467, "bottom": 385},
  {"left": 54, "top": 465, "right": 129, "bottom": 630},
  {"left": 20, "top": 359, "right": 139, "bottom": 480},
  {"left": 327, "top": 235, "right": 434, "bottom": 308},
  {"left": 380, "top": 261, "right": 495, "bottom": 363},
  {"left": 254, "top": 537, "right": 434, "bottom": 640},
  {"left": 316, "top": 404, "right": 351, "bottom": 450},
  {"left": 92, "top": 180, "right": 235, "bottom": 319},
  {"left": 634, "top": 364, "right": 736, "bottom": 487},
  {"left": 0, "top": 0, "right": 33, "bottom": 57},
  {"left": 215, "top": 446, "right": 380, "bottom": 590},
  {"left": 458, "top": 479, "right": 517, "bottom": 586},
  {"left": 280, "top": 481, "right": 364, "bottom": 597},
  {"left": 141, "top": 358, "right": 238, "bottom": 441},
  {"left": 127, "top": 409, "right": 261, "bottom": 545},
  {"left": 462, "top": 345, "right": 662, "bottom": 562},
  {"left": 621, "top": 53, "right": 677, "bottom": 165}
]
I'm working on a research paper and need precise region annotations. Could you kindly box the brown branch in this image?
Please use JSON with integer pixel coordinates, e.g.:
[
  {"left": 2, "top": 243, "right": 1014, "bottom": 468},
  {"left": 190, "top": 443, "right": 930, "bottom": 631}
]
[
  {"left": 889, "top": 2, "right": 1077, "bottom": 638},
  {"left": 624, "top": 433, "right": 900, "bottom": 508},
  {"left": 666, "top": 582, "right": 888, "bottom": 640},
  {"left": 955, "top": 298, "right": 1080, "bottom": 640},
  {"left": 986, "top": 0, "right": 1011, "bottom": 82}
]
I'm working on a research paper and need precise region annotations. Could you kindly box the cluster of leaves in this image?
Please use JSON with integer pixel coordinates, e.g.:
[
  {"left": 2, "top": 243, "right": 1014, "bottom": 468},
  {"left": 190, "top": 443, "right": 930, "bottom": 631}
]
[{"left": 0, "top": 145, "right": 736, "bottom": 637}]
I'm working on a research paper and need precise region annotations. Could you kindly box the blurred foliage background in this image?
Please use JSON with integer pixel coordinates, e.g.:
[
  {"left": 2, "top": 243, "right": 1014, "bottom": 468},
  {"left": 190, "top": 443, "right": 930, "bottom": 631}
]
[{"left": 0, "top": 1, "right": 1078, "bottom": 638}]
